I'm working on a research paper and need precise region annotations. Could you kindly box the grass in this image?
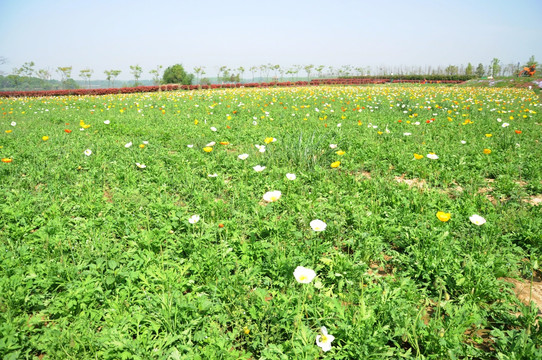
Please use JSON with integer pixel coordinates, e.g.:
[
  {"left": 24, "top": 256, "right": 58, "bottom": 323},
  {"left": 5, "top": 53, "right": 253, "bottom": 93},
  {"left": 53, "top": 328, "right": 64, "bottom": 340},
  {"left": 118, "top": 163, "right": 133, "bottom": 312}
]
[{"left": 1, "top": 84, "right": 541, "bottom": 359}]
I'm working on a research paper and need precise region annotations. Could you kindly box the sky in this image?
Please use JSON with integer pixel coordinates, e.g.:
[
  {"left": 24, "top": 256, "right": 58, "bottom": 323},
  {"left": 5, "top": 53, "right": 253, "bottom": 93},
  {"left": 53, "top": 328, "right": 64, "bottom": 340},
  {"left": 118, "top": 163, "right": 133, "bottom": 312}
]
[{"left": 1, "top": 0, "right": 541, "bottom": 81}]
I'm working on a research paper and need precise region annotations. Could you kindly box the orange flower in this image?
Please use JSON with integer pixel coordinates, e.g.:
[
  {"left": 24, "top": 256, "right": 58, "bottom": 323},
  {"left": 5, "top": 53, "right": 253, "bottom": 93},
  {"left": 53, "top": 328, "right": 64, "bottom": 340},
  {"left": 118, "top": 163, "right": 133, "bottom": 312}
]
[
  {"left": 330, "top": 161, "right": 341, "bottom": 168},
  {"left": 436, "top": 211, "right": 451, "bottom": 222},
  {"left": 483, "top": 148, "right": 491, "bottom": 154},
  {"left": 5, "top": 130, "right": 12, "bottom": 133},
  {"left": 1, "top": 158, "right": 12, "bottom": 163},
  {"left": 64, "top": 129, "right": 72, "bottom": 133},
  {"left": 219, "top": 141, "right": 230, "bottom": 145},
  {"left": 515, "top": 130, "right": 522, "bottom": 134},
  {"left": 218, "top": 223, "right": 225, "bottom": 228}
]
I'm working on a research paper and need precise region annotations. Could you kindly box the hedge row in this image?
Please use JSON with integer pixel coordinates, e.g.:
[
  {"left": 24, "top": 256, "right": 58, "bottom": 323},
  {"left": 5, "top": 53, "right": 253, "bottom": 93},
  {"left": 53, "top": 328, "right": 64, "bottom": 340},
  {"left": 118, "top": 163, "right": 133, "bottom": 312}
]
[{"left": 0, "top": 78, "right": 465, "bottom": 98}]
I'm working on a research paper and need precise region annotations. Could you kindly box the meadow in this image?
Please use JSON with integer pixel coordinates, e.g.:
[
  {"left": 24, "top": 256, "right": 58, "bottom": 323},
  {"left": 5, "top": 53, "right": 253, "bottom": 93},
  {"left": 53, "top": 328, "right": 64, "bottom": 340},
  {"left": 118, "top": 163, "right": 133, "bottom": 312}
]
[{"left": 1, "top": 84, "right": 541, "bottom": 359}]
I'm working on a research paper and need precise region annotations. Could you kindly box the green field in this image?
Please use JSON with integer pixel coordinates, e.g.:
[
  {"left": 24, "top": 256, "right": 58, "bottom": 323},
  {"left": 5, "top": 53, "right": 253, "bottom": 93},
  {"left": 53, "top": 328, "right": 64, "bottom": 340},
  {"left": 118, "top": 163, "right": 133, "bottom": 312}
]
[{"left": 1, "top": 85, "right": 541, "bottom": 359}]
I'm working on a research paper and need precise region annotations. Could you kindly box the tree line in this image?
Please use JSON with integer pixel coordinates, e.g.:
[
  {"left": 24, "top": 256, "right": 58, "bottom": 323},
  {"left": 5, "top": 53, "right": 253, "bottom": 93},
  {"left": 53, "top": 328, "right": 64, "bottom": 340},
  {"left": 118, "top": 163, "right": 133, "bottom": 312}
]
[{"left": 0, "top": 55, "right": 538, "bottom": 91}]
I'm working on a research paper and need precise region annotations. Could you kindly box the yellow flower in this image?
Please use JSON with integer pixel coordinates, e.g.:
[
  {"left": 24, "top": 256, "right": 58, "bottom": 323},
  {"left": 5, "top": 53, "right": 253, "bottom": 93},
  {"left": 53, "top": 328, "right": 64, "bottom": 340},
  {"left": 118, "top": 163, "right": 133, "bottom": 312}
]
[
  {"left": 194, "top": 119, "right": 198, "bottom": 125},
  {"left": 264, "top": 137, "right": 274, "bottom": 144},
  {"left": 336, "top": 150, "right": 345, "bottom": 156},
  {"left": 139, "top": 144, "right": 145, "bottom": 148},
  {"left": 485, "top": 134, "right": 492, "bottom": 138},
  {"left": 377, "top": 131, "right": 383, "bottom": 135},
  {"left": 483, "top": 148, "right": 491, "bottom": 154},
  {"left": 414, "top": 153, "right": 424, "bottom": 160},
  {"left": 330, "top": 161, "right": 340, "bottom": 168},
  {"left": 436, "top": 211, "right": 451, "bottom": 222},
  {"left": 203, "top": 146, "right": 213, "bottom": 152},
  {"left": 42, "top": 136, "right": 49, "bottom": 141},
  {"left": 243, "top": 327, "right": 250, "bottom": 335},
  {"left": 5, "top": 130, "right": 12, "bottom": 133}
]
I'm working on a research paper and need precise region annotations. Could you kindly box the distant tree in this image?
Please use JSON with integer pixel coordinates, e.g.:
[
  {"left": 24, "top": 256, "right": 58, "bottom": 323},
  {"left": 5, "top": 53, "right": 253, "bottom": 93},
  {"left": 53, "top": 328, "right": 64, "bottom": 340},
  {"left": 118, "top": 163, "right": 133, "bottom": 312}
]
[
  {"left": 149, "top": 65, "right": 163, "bottom": 85},
  {"left": 304, "top": 64, "right": 314, "bottom": 81},
  {"left": 249, "top": 66, "right": 258, "bottom": 82},
  {"left": 475, "top": 63, "right": 485, "bottom": 77},
  {"left": 272, "top": 64, "right": 280, "bottom": 80},
  {"left": 445, "top": 65, "right": 459, "bottom": 76},
  {"left": 193, "top": 66, "right": 205, "bottom": 85},
  {"left": 525, "top": 55, "right": 538, "bottom": 67},
  {"left": 16, "top": 61, "right": 35, "bottom": 77},
  {"left": 130, "top": 65, "right": 143, "bottom": 86},
  {"left": 491, "top": 58, "right": 501, "bottom": 77},
  {"left": 162, "top": 64, "right": 193, "bottom": 85},
  {"left": 465, "top": 63, "right": 473, "bottom": 76},
  {"left": 104, "top": 70, "right": 113, "bottom": 87},
  {"left": 237, "top": 67, "right": 245, "bottom": 82},
  {"left": 354, "top": 66, "right": 364, "bottom": 77},
  {"left": 218, "top": 66, "right": 228, "bottom": 83},
  {"left": 79, "top": 68, "right": 93, "bottom": 88},
  {"left": 36, "top": 69, "right": 51, "bottom": 82},
  {"left": 56, "top": 66, "right": 73, "bottom": 88},
  {"left": 200, "top": 77, "right": 211, "bottom": 86},
  {"left": 259, "top": 64, "right": 267, "bottom": 82}
]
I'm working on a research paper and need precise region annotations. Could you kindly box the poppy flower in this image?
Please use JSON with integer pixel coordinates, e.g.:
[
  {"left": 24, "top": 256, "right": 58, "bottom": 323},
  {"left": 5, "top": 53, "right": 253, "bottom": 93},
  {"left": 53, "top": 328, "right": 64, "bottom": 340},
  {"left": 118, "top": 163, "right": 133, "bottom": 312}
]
[
  {"left": 64, "top": 129, "right": 72, "bottom": 133},
  {"left": 469, "top": 214, "right": 486, "bottom": 226},
  {"left": 483, "top": 149, "right": 491, "bottom": 154},
  {"left": 414, "top": 153, "right": 424, "bottom": 160},
  {"left": 84, "top": 149, "right": 92, "bottom": 156},
  {"left": 316, "top": 326, "right": 335, "bottom": 352},
  {"left": 203, "top": 147, "right": 213, "bottom": 152},
  {"left": 515, "top": 130, "right": 522, "bottom": 134},
  {"left": 1, "top": 158, "right": 12, "bottom": 163},
  {"left": 336, "top": 150, "right": 345, "bottom": 156},
  {"left": 436, "top": 211, "right": 451, "bottom": 222},
  {"left": 42, "top": 136, "right": 49, "bottom": 141},
  {"left": 310, "top": 219, "right": 327, "bottom": 231},
  {"left": 293, "top": 266, "right": 316, "bottom": 283},
  {"left": 330, "top": 161, "right": 341, "bottom": 168},
  {"left": 188, "top": 215, "right": 200, "bottom": 224},
  {"left": 263, "top": 190, "right": 281, "bottom": 202}
]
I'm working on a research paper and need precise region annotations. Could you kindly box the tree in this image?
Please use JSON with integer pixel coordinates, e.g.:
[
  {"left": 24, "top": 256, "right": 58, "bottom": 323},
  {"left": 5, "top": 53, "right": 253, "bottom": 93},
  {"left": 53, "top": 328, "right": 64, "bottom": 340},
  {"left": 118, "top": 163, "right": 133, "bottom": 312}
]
[
  {"left": 465, "top": 63, "right": 473, "bottom": 76},
  {"left": 104, "top": 70, "right": 121, "bottom": 87},
  {"left": 149, "top": 65, "right": 163, "bottom": 85},
  {"left": 218, "top": 66, "right": 228, "bottom": 83},
  {"left": 304, "top": 64, "right": 314, "bottom": 81},
  {"left": 491, "top": 58, "right": 501, "bottom": 77},
  {"left": 36, "top": 69, "right": 51, "bottom": 81},
  {"left": 79, "top": 68, "right": 93, "bottom": 88},
  {"left": 16, "top": 61, "right": 35, "bottom": 77},
  {"left": 130, "top": 65, "right": 143, "bottom": 86},
  {"left": 56, "top": 66, "right": 73, "bottom": 88},
  {"left": 249, "top": 66, "right": 258, "bottom": 82},
  {"left": 475, "top": 63, "right": 485, "bottom": 77},
  {"left": 445, "top": 65, "right": 458, "bottom": 76},
  {"left": 193, "top": 66, "right": 205, "bottom": 85},
  {"left": 162, "top": 64, "right": 193, "bottom": 85},
  {"left": 525, "top": 55, "right": 538, "bottom": 67},
  {"left": 237, "top": 67, "right": 245, "bottom": 83}
]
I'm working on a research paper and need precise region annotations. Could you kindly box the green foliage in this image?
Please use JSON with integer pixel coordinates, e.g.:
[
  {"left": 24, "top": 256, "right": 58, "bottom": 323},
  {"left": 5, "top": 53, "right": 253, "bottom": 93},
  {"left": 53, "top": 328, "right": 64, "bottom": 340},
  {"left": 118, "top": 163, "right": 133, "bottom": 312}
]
[
  {"left": 162, "top": 64, "right": 193, "bottom": 85},
  {"left": 0, "top": 85, "right": 541, "bottom": 358},
  {"left": 475, "top": 63, "right": 485, "bottom": 77}
]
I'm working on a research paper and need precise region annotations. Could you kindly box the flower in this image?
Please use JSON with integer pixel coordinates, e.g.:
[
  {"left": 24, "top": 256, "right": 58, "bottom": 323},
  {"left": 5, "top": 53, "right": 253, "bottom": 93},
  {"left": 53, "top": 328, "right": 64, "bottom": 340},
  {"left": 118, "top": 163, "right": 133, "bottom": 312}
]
[
  {"left": 336, "top": 150, "right": 345, "bottom": 156},
  {"left": 337, "top": 123, "right": 342, "bottom": 127},
  {"left": 253, "top": 165, "right": 266, "bottom": 172},
  {"left": 469, "top": 214, "right": 486, "bottom": 226},
  {"left": 293, "top": 266, "right": 316, "bottom": 284},
  {"left": 104, "top": 120, "right": 110, "bottom": 125},
  {"left": 42, "top": 136, "right": 49, "bottom": 141},
  {"left": 485, "top": 134, "right": 492, "bottom": 138},
  {"left": 329, "top": 144, "right": 338, "bottom": 149},
  {"left": 238, "top": 154, "right": 249, "bottom": 160},
  {"left": 136, "top": 163, "right": 146, "bottom": 168},
  {"left": 330, "top": 161, "right": 341, "bottom": 168},
  {"left": 483, "top": 148, "right": 491, "bottom": 154},
  {"left": 461, "top": 140, "right": 466, "bottom": 144},
  {"left": 286, "top": 173, "right": 296, "bottom": 180},
  {"left": 10, "top": 122, "right": 16, "bottom": 126},
  {"left": 310, "top": 219, "right": 327, "bottom": 232},
  {"left": 220, "top": 141, "right": 229, "bottom": 145},
  {"left": 125, "top": 142, "right": 132, "bottom": 148},
  {"left": 1, "top": 158, "right": 12, "bottom": 163},
  {"left": 206, "top": 141, "right": 216, "bottom": 147},
  {"left": 426, "top": 153, "right": 439, "bottom": 160},
  {"left": 263, "top": 190, "right": 281, "bottom": 202},
  {"left": 403, "top": 132, "right": 412, "bottom": 136},
  {"left": 187, "top": 144, "right": 194, "bottom": 148},
  {"left": 5, "top": 130, "right": 12, "bottom": 133},
  {"left": 414, "top": 153, "right": 424, "bottom": 160},
  {"left": 210, "top": 126, "right": 217, "bottom": 132},
  {"left": 316, "top": 326, "right": 335, "bottom": 352},
  {"left": 64, "top": 129, "right": 72, "bottom": 133},
  {"left": 515, "top": 130, "right": 522, "bottom": 134},
  {"left": 139, "top": 144, "right": 145, "bottom": 148},
  {"left": 264, "top": 137, "right": 276, "bottom": 144},
  {"left": 502, "top": 123, "right": 509, "bottom": 127},
  {"left": 436, "top": 211, "right": 451, "bottom": 222},
  {"left": 208, "top": 173, "right": 218, "bottom": 177},
  {"left": 203, "top": 146, "right": 213, "bottom": 152},
  {"left": 188, "top": 215, "right": 200, "bottom": 224},
  {"left": 142, "top": 141, "right": 149, "bottom": 145},
  {"left": 84, "top": 149, "right": 92, "bottom": 156}
]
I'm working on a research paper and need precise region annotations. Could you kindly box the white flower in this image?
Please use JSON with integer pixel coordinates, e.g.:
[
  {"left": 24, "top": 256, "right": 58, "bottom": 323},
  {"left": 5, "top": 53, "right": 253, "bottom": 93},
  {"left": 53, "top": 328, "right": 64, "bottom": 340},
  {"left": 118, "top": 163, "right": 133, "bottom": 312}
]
[
  {"left": 142, "top": 141, "right": 149, "bottom": 145},
  {"left": 252, "top": 121, "right": 258, "bottom": 126},
  {"left": 337, "top": 123, "right": 342, "bottom": 127},
  {"left": 293, "top": 266, "right": 316, "bottom": 284},
  {"left": 329, "top": 144, "right": 338, "bottom": 149},
  {"left": 253, "top": 165, "right": 266, "bottom": 172},
  {"left": 255, "top": 144, "right": 266, "bottom": 153},
  {"left": 10, "top": 121, "right": 16, "bottom": 126},
  {"left": 136, "top": 163, "right": 146, "bottom": 168},
  {"left": 206, "top": 141, "right": 216, "bottom": 147},
  {"left": 310, "top": 219, "right": 327, "bottom": 232},
  {"left": 263, "top": 190, "right": 281, "bottom": 202},
  {"left": 238, "top": 154, "right": 249, "bottom": 160},
  {"left": 208, "top": 173, "right": 218, "bottom": 177},
  {"left": 125, "top": 142, "right": 132, "bottom": 148},
  {"left": 461, "top": 140, "right": 467, "bottom": 144},
  {"left": 286, "top": 173, "right": 296, "bottom": 180},
  {"left": 210, "top": 127, "right": 217, "bottom": 132},
  {"left": 80, "top": 128, "right": 85, "bottom": 131},
  {"left": 187, "top": 144, "right": 194, "bottom": 148},
  {"left": 316, "top": 326, "right": 335, "bottom": 352},
  {"left": 497, "top": 118, "right": 502, "bottom": 122},
  {"left": 104, "top": 120, "right": 110, "bottom": 125},
  {"left": 84, "top": 149, "right": 92, "bottom": 156},
  {"left": 414, "top": 121, "right": 420, "bottom": 125},
  {"left": 403, "top": 132, "right": 411, "bottom": 136},
  {"left": 188, "top": 215, "right": 200, "bottom": 224},
  {"left": 426, "top": 153, "right": 439, "bottom": 160},
  {"left": 502, "top": 123, "right": 510, "bottom": 127},
  {"left": 469, "top": 214, "right": 486, "bottom": 226}
]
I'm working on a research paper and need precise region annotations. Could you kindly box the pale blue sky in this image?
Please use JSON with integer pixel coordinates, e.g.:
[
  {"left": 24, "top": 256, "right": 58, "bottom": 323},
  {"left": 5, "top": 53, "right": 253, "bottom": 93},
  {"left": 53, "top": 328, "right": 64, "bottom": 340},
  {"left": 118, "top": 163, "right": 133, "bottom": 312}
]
[{"left": 1, "top": 0, "right": 541, "bottom": 80}]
